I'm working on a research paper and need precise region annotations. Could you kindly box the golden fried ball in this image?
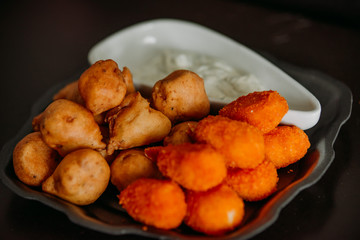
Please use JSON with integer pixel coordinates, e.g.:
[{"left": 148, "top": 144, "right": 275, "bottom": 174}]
[
  {"left": 163, "top": 121, "right": 197, "bottom": 146},
  {"left": 151, "top": 70, "right": 210, "bottom": 123},
  {"left": 78, "top": 59, "right": 127, "bottom": 115},
  {"left": 42, "top": 149, "right": 110, "bottom": 205},
  {"left": 39, "top": 99, "right": 106, "bottom": 156},
  {"left": 185, "top": 184, "right": 245, "bottom": 235},
  {"left": 13, "top": 132, "right": 59, "bottom": 186},
  {"left": 110, "top": 149, "right": 161, "bottom": 191}
]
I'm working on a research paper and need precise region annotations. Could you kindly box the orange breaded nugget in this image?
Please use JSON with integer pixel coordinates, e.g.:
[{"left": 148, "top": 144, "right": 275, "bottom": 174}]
[
  {"left": 119, "top": 178, "right": 186, "bottom": 230},
  {"left": 156, "top": 143, "right": 227, "bottom": 191},
  {"left": 185, "top": 184, "right": 245, "bottom": 235},
  {"left": 264, "top": 125, "right": 310, "bottom": 169},
  {"left": 225, "top": 160, "right": 279, "bottom": 201},
  {"left": 194, "top": 115, "right": 264, "bottom": 169},
  {"left": 219, "top": 90, "right": 288, "bottom": 133}
]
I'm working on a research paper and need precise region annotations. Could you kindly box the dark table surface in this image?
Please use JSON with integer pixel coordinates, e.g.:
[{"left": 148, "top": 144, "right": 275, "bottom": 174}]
[{"left": 1, "top": 0, "right": 359, "bottom": 239}]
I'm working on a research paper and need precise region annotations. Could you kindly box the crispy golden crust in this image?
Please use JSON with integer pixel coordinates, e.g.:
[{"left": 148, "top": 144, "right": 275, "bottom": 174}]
[
  {"left": 119, "top": 178, "right": 186, "bottom": 229},
  {"left": 155, "top": 143, "right": 227, "bottom": 191},
  {"left": 105, "top": 92, "right": 171, "bottom": 154},
  {"left": 264, "top": 125, "right": 310, "bottom": 169},
  {"left": 110, "top": 149, "right": 161, "bottom": 191},
  {"left": 219, "top": 90, "right": 288, "bottom": 133},
  {"left": 194, "top": 115, "right": 264, "bottom": 169},
  {"left": 225, "top": 160, "right": 279, "bottom": 201},
  {"left": 39, "top": 99, "right": 106, "bottom": 156},
  {"left": 53, "top": 80, "right": 85, "bottom": 106},
  {"left": 121, "top": 66, "right": 136, "bottom": 94},
  {"left": 42, "top": 149, "right": 110, "bottom": 205},
  {"left": 163, "top": 121, "right": 198, "bottom": 146},
  {"left": 185, "top": 184, "right": 245, "bottom": 235},
  {"left": 78, "top": 59, "right": 127, "bottom": 115},
  {"left": 13, "top": 132, "right": 59, "bottom": 186},
  {"left": 151, "top": 70, "right": 210, "bottom": 123}
]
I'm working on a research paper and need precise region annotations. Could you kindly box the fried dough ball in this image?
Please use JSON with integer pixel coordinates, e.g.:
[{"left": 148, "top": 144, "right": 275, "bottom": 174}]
[
  {"left": 13, "top": 132, "right": 59, "bottom": 186},
  {"left": 42, "top": 149, "right": 110, "bottom": 205},
  {"left": 122, "top": 66, "right": 136, "bottom": 94},
  {"left": 32, "top": 112, "right": 44, "bottom": 131},
  {"left": 40, "top": 99, "right": 106, "bottom": 156},
  {"left": 53, "top": 80, "right": 84, "bottom": 106},
  {"left": 151, "top": 70, "right": 210, "bottom": 123},
  {"left": 119, "top": 178, "right": 186, "bottom": 230},
  {"left": 219, "top": 90, "right": 288, "bottom": 133},
  {"left": 264, "top": 125, "right": 310, "bottom": 169},
  {"left": 78, "top": 59, "right": 127, "bottom": 115},
  {"left": 185, "top": 184, "right": 245, "bottom": 235},
  {"left": 194, "top": 115, "right": 264, "bottom": 169},
  {"left": 163, "top": 121, "right": 197, "bottom": 146},
  {"left": 105, "top": 92, "right": 171, "bottom": 155},
  {"left": 225, "top": 160, "right": 278, "bottom": 201},
  {"left": 110, "top": 149, "right": 161, "bottom": 191},
  {"left": 155, "top": 143, "right": 227, "bottom": 191}
]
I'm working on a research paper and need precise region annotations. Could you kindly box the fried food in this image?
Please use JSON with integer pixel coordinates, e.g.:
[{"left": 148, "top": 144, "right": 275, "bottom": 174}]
[
  {"left": 78, "top": 59, "right": 127, "bottom": 115},
  {"left": 163, "top": 121, "right": 197, "bottom": 146},
  {"left": 32, "top": 112, "right": 44, "bottom": 131},
  {"left": 151, "top": 70, "right": 210, "bottom": 123},
  {"left": 264, "top": 125, "right": 310, "bottom": 169},
  {"left": 185, "top": 184, "right": 245, "bottom": 235},
  {"left": 225, "top": 160, "right": 278, "bottom": 201},
  {"left": 42, "top": 149, "right": 110, "bottom": 205},
  {"left": 105, "top": 92, "right": 171, "bottom": 154},
  {"left": 13, "top": 132, "right": 59, "bottom": 186},
  {"left": 39, "top": 99, "right": 106, "bottom": 156},
  {"left": 155, "top": 143, "right": 227, "bottom": 191},
  {"left": 194, "top": 115, "right": 264, "bottom": 169},
  {"left": 219, "top": 90, "right": 288, "bottom": 133},
  {"left": 119, "top": 178, "right": 186, "bottom": 229},
  {"left": 110, "top": 149, "right": 161, "bottom": 191},
  {"left": 53, "top": 80, "right": 84, "bottom": 106},
  {"left": 122, "top": 66, "right": 136, "bottom": 94}
]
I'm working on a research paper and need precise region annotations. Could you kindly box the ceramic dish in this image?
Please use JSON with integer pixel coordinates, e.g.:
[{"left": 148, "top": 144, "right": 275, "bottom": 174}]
[
  {"left": 88, "top": 19, "right": 321, "bottom": 130},
  {"left": 0, "top": 58, "right": 351, "bottom": 239}
]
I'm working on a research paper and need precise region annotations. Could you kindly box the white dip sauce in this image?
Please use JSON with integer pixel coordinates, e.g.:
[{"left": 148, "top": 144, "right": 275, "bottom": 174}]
[{"left": 133, "top": 49, "right": 265, "bottom": 103}]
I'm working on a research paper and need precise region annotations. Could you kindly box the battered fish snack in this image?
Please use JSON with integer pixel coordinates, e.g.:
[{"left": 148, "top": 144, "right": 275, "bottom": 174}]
[
  {"left": 194, "top": 115, "right": 264, "bottom": 169},
  {"left": 110, "top": 149, "right": 161, "bottom": 191},
  {"left": 151, "top": 70, "right": 210, "bottom": 123},
  {"left": 225, "top": 160, "right": 278, "bottom": 201},
  {"left": 163, "top": 121, "right": 197, "bottom": 146},
  {"left": 40, "top": 99, "right": 106, "bottom": 156},
  {"left": 78, "top": 59, "right": 127, "bottom": 115},
  {"left": 185, "top": 184, "right": 245, "bottom": 235},
  {"left": 154, "top": 143, "right": 227, "bottom": 191},
  {"left": 106, "top": 92, "right": 171, "bottom": 154},
  {"left": 119, "top": 178, "right": 186, "bottom": 229},
  {"left": 42, "top": 149, "right": 110, "bottom": 205},
  {"left": 219, "top": 90, "right": 288, "bottom": 133},
  {"left": 264, "top": 125, "right": 310, "bottom": 169},
  {"left": 13, "top": 132, "right": 59, "bottom": 186}
]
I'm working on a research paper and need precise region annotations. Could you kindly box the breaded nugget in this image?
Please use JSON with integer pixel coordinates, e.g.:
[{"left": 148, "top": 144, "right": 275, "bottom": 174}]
[
  {"left": 163, "top": 121, "right": 197, "bottom": 146},
  {"left": 151, "top": 70, "right": 210, "bottom": 123},
  {"left": 155, "top": 143, "right": 227, "bottom": 191},
  {"left": 194, "top": 115, "right": 264, "bottom": 169},
  {"left": 219, "top": 90, "right": 288, "bottom": 133},
  {"left": 264, "top": 125, "right": 310, "bottom": 169},
  {"left": 13, "top": 132, "right": 59, "bottom": 186},
  {"left": 185, "top": 184, "right": 245, "bottom": 235},
  {"left": 110, "top": 149, "right": 161, "bottom": 191},
  {"left": 119, "top": 178, "right": 186, "bottom": 229},
  {"left": 106, "top": 92, "right": 171, "bottom": 154},
  {"left": 78, "top": 59, "right": 127, "bottom": 115},
  {"left": 42, "top": 149, "right": 110, "bottom": 205},
  {"left": 40, "top": 99, "right": 106, "bottom": 156},
  {"left": 225, "top": 160, "right": 278, "bottom": 201}
]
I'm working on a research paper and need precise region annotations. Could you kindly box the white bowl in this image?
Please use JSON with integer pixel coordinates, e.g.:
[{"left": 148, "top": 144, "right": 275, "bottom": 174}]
[{"left": 88, "top": 19, "right": 321, "bottom": 130}]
